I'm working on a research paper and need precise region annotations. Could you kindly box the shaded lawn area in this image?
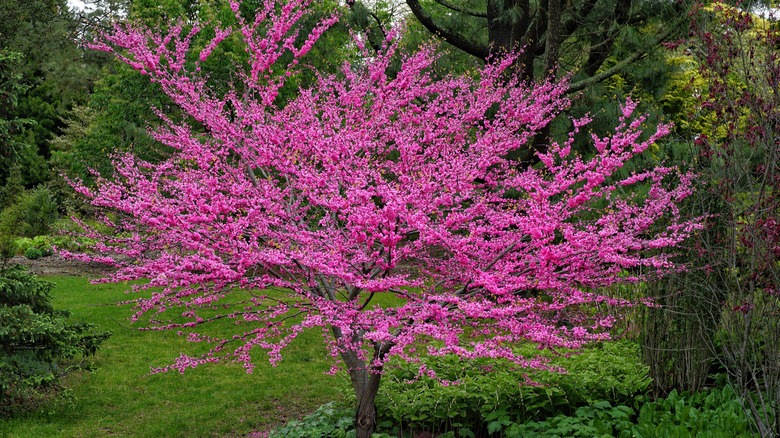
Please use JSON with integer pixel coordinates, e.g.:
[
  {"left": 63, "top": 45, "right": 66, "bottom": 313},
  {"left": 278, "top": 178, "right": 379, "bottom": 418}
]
[{"left": 2, "top": 275, "right": 345, "bottom": 437}]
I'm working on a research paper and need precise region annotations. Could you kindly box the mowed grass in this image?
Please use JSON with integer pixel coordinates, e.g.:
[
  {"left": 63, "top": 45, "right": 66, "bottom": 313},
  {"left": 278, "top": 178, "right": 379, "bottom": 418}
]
[{"left": 1, "top": 275, "right": 346, "bottom": 437}]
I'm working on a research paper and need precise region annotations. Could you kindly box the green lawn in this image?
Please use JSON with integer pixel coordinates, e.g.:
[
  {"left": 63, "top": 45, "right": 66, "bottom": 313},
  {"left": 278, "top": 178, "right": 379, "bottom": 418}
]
[{"left": 1, "top": 276, "right": 345, "bottom": 437}]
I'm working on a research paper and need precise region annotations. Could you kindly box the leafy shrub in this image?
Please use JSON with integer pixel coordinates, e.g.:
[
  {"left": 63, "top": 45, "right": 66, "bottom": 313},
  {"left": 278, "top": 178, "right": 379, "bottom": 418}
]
[
  {"left": 41, "top": 219, "right": 98, "bottom": 252},
  {"left": 362, "top": 340, "right": 650, "bottom": 436},
  {"left": 23, "top": 247, "right": 43, "bottom": 260},
  {"left": 0, "top": 234, "right": 16, "bottom": 263},
  {"left": 0, "top": 265, "right": 111, "bottom": 417},
  {"left": 268, "top": 401, "right": 356, "bottom": 438},
  {"left": 0, "top": 187, "right": 59, "bottom": 239},
  {"left": 15, "top": 236, "right": 53, "bottom": 257},
  {"left": 551, "top": 340, "right": 651, "bottom": 408}
]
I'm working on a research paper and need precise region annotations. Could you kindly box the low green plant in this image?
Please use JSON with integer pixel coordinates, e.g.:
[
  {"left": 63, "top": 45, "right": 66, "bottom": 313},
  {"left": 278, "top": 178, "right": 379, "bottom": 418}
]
[
  {"left": 23, "top": 247, "right": 43, "bottom": 260},
  {"left": 16, "top": 236, "right": 53, "bottom": 258},
  {"left": 505, "top": 401, "right": 634, "bottom": 437},
  {"left": 631, "top": 386, "right": 754, "bottom": 437},
  {"left": 483, "top": 386, "right": 755, "bottom": 438},
  {"left": 268, "top": 401, "right": 356, "bottom": 438}
]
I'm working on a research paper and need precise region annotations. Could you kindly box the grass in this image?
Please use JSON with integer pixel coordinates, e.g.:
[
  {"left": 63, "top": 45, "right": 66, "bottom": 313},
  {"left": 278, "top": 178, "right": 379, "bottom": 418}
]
[{"left": 1, "top": 275, "right": 345, "bottom": 437}]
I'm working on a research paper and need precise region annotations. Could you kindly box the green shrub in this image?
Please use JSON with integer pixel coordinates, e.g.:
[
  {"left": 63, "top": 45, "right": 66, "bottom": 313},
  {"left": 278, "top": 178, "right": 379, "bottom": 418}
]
[
  {"left": 0, "top": 187, "right": 59, "bottom": 239},
  {"left": 0, "top": 202, "right": 26, "bottom": 237},
  {"left": 0, "top": 234, "right": 16, "bottom": 262},
  {"left": 20, "top": 187, "right": 59, "bottom": 237},
  {"left": 362, "top": 340, "right": 650, "bottom": 436},
  {"left": 551, "top": 340, "right": 651, "bottom": 408},
  {"left": 17, "top": 236, "right": 52, "bottom": 258},
  {"left": 23, "top": 247, "right": 43, "bottom": 260},
  {"left": 0, "top": 265, "right": 111, "bottom": 417}
]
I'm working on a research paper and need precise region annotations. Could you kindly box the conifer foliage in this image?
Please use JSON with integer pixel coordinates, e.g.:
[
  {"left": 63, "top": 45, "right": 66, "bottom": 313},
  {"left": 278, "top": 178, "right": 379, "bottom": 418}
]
[
  {"left": 0, "top": 265, "right": 110, "bottom": 417},
  {"left": 76, "top": 1, "right": 699, "bottom": 435}
]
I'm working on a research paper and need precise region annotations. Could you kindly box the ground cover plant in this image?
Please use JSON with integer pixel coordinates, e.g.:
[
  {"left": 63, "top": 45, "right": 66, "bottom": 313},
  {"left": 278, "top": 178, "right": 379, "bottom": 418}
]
[{"left": 66, "top": 0, "right": 704, "bottom": 436}]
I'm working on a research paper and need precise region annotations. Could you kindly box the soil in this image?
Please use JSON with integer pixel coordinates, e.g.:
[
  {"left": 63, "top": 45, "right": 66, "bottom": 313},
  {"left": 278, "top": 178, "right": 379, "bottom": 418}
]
[{"left": 5, "top": 254, "right": 115, "bottom": 277}]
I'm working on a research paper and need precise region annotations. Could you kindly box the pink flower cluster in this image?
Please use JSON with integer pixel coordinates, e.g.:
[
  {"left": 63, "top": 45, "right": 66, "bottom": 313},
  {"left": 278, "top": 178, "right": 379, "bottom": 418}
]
[{"left": 75, "top": 0, "right": 699, "bottom": 377}]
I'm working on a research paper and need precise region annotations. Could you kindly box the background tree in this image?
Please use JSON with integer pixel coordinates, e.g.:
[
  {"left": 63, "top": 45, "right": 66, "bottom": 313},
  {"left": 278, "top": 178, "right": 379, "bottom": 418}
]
[
  {"left": 688, "top": 5, "right": 778, "bottom": 435},
  {"left": 74, "top": 1, "right": 700, "bottom": 436},
  {"left": 345, "top": 0, "right": 693, "bottom": 164},
  {"left": 54, "top": 0, "right": 354, "bottom": 184},
  {"left": 0, "top": 51, "right": 34, "bottom": 190},
  {"left": 349, "top": 0, "right": 689, "bottom": 87},
  {"left": 0, "top": 0, "right": 105, "bottom": 188}
]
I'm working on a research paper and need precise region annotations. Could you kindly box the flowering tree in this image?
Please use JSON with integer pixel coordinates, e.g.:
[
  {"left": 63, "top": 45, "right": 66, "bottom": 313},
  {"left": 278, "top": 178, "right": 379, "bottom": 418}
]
[{"left": 72, "top": 1, "right": 699, "bottom": 435}]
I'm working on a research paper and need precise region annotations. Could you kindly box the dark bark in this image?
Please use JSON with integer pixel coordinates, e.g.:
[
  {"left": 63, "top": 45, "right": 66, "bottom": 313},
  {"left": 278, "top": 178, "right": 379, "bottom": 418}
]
[
  {"left": 352, "top": 362, "right": 381, "bottom": 438},
  {"left": 332, "top": 325, "right": 393, "bottom": 438},
  {"left": 405, "top": 0, "right": 490, "bottom": 59},
  {"left": 544, "top": 0, "right": 561, "bottom": 75}
]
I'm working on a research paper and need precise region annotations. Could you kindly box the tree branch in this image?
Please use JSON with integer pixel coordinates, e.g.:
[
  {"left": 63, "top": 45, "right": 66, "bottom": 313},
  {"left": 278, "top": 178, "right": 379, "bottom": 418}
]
[{"left": 406, "top": 0, "right": 490, "bottom": 60}]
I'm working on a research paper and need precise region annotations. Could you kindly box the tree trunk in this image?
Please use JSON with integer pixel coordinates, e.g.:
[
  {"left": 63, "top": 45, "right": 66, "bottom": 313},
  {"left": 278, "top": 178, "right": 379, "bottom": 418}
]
[
  {"left": 355, "top": 384, "right": 379, "bottom": 438},
  {"left": 332, "top": 328, "right": 392, "bottom": 437},
  {"left": 336, "top": 339, "right": 385, "bottom": 438},
  {"left": 343, "top": 351, "right": 382, "bottom": 438}
]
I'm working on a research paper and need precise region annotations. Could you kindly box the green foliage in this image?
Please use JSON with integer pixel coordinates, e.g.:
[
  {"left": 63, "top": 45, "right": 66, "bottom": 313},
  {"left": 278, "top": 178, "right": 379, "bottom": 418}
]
[
  {"left": 0, "top": 162, "right": 25, "bottom": 210},
  {"left": 0, "top": 50, "right": 35, "bottom": 186},
  {"left": 20, "top": 187, "right": 58, "bottom": 237},
  {"left": 0, "top": 186, "right": 59, "bottom": 238},
  {"left": 360, "top": 340, "right": 649, "bottom": 435},
  {"left": 23, "top": 247, "right": 43, "bottom": 260},
  {"left": 505, "top": 401, "right": 635, "bottom": 437},
  {"left": 500, "top": 386, "right": 754, "bottom": 437},
  {"left": 10, "top": 227, "right": 93, "bottom": 257},
  {"left": 268, "top": 401, "right": 356, "bottom": 438},
  {"left": 631, "top": 386, "right": 755, "bottom": 437},
  {"left": 0, "top": 266, "right": 110, "bottom": 417},
  {"left": 0, "top": 235, "right": 16, "bottom": 263}
]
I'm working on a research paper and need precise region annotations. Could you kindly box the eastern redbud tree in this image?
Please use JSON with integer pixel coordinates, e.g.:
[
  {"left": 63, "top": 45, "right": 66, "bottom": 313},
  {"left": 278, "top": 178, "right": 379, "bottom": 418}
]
[{"left": 73, "top": 0, "right": 698, "bottom": 435}]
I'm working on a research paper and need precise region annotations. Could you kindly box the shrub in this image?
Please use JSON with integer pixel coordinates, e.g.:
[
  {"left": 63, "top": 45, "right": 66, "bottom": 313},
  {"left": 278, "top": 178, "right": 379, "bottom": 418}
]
[
  {"left": 505, "top": 401, "right": 635, "bottom": 437},
  {"left": 16, "top": 236, "right": 53, "bottom": 258},
  {"left": 0, "top": 265, "right": 111, "bottom": 417},
  {"left": 362, "top": 340, "right": 650, "bottom": 436},
  {"left": 23, "top": 247, "right": 43, "bottom": 260},
  {"left": 19, "top": 187, "right": 59, "bottom": 238}
]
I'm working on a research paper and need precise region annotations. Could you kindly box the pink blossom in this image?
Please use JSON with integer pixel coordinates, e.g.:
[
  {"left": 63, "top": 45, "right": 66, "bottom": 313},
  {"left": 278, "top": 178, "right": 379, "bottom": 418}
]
[{"left": 73, "top": 0, "right": 699, "bottom": 382}]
